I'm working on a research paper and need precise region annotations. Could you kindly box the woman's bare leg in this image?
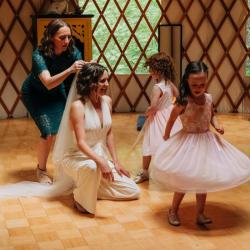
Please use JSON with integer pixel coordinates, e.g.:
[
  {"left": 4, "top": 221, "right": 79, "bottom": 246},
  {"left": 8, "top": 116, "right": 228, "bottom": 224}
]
[{"left": 36, "top": 135, "right": 54, "bottom": 184}]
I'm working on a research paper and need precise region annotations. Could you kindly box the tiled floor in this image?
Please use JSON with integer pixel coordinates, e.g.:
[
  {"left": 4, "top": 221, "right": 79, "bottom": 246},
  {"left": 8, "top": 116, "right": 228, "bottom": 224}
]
[{"left": 0, "top": 113, "right": 249, "bottom": 249}]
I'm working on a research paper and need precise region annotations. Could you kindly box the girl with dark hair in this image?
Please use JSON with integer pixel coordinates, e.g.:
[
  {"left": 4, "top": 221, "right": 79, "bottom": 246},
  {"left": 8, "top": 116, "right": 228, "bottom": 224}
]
[
  {"left": 151, "top": 61, "right": 250, "bottom": 226},
  {"left": 21, "top": 19, "right": 85, "bottom": 184},
  {"left": 53, "top": 63, "right": 140, "bottom": 214},
  {"left": 134, "top": 52, "right": 182, "bottom": 184}
]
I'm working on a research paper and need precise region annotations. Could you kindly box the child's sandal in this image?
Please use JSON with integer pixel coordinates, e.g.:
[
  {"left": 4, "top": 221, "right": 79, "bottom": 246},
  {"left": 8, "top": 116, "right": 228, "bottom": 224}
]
[
  {"left": 196, "top": 214, "right": 212, "bottom": 225},
  {"left": 168, "top": 209, "right": 181, "bottom": 226},
  {"left": 134, "top": 171, "right": 149, "bottom": 184}
]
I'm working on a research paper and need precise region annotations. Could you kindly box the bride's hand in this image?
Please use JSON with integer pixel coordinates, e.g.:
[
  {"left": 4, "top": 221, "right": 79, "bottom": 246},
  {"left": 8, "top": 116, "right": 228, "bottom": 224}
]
[
  {"left": 114, "top": 161, "right": 130, "bottom": 177},
  {"left": 98, "top": 158, "right": 114, "bottom": 182}
]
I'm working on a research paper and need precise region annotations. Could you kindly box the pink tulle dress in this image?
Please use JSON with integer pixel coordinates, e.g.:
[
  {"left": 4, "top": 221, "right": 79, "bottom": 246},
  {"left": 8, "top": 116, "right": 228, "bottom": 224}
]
[
  {"left": 151, "top": 93, "right": 250, "bottom": 193},
  {"left": 142, "top": 80, "right": 182, "bottom": 156}
]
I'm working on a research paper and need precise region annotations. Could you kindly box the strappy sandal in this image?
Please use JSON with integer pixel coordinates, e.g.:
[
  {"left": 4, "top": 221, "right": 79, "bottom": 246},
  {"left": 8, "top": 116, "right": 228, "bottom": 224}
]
[
  {"left": 134, "top": 171, "right": 149, "bottom": 184},
  {"left": 168, "top": 209, "right": 181, "bottom": 226},
  {"left": 36, "top": 165, "right": 52, "bottom": 184},
  {"left": 196, "top": 214, "right": 212, "bottom": 225}
]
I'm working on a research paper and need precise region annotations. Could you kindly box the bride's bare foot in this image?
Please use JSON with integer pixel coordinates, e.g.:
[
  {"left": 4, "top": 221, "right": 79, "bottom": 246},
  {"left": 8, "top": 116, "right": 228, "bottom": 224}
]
[
  {"left": 74, "top": 201, "right": 88, "bottom": 213},
  {"left": 36, "top": 166, "right": 52, "bottom": 184}
]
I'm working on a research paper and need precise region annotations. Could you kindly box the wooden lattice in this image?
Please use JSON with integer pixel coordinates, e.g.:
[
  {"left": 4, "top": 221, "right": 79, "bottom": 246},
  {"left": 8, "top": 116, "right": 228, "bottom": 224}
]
[{"left": 0, "top": 0, "right": 249, "bottom": 118}]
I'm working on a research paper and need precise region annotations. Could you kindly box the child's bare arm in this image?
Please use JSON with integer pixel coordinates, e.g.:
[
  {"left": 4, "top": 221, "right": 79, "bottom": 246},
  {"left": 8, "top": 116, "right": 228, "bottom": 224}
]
[
  {"left": 145, "top": 85, "right": 162, "bottom": 116},
  {"left": 210, "top": 105, "right": 224, "bottom": 134},
  {"left": 163, "top": 104, "right": 184, "bottom": 140}
]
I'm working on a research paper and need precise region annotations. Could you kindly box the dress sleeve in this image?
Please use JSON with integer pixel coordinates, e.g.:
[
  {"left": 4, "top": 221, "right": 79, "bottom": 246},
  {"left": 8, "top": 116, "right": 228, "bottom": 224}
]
[
  {"left": 155, "top": 80, "right": 167, "bottom": 93},
  {"left": 32, "top": 49, "right": 48, "bottom": 75}
]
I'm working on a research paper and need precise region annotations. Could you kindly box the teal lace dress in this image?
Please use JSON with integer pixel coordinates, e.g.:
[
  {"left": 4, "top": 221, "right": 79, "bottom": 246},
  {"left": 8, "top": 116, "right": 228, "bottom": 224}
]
[{"left": 21, "top": 47, "right": 81, "bottom": 138}]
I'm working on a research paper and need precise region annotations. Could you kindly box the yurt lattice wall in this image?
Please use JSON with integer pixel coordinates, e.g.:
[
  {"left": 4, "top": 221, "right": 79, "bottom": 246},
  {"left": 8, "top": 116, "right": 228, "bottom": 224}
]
[{"left": 0, "top": 0, "right": 249, "bottom": 118}]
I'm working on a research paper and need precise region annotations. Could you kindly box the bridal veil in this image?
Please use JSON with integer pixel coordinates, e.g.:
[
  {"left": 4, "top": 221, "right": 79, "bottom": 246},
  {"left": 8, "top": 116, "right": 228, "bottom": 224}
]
[{"left": 0, "top": 76, "right": 78, "bottom": 198}]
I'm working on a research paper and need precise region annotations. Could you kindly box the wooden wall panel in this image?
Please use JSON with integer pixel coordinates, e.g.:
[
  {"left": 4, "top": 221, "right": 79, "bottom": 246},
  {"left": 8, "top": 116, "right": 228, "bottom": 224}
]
[{"left": 0, "top": 0, "right": 249, "bottom": 118}]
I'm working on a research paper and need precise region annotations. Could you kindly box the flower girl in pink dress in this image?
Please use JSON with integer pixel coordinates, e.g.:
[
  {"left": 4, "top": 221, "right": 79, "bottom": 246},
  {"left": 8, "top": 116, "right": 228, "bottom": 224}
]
[
  {"left": 134, "top": 52, "right": 182, "bottom": 183},
  {"left": 151, "top": 61, "right": 250, "bottom": 226}
]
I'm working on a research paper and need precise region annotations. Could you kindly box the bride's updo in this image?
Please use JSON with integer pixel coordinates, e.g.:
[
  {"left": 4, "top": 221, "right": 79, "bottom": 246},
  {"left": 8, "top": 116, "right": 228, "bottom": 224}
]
[{"left": 76, "top": 63, "right": 107, "bottom": 101}]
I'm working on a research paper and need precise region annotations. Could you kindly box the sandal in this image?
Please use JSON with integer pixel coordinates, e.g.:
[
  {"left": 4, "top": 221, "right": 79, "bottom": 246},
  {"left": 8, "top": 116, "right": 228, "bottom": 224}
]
[
  {"left": 134, "top": 171, "right": 149, "bottom": 184},
  {"left": 196, "top": 214, "right": 212, "bottom": 225},
  {"left": 168, "top": 209, "right": 181, "bottom": 226},
  {"left": 36, "top": 166, "right": 52, "bottom": 184}
]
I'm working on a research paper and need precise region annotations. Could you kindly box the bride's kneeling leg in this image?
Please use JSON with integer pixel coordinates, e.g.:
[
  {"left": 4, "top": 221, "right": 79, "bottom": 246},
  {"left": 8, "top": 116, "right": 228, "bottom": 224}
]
[
  {"left": 98, "top": 170, "right": 140, "bottom": 200},
  {"left": 72, "top": 160, "right": 102, "bottom": 214}
]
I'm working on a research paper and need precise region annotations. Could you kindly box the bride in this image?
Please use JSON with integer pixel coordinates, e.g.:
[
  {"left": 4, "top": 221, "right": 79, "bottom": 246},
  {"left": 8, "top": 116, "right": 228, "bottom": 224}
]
[{"left": 0, "top": 63, "right": 140, "bottom": 214}]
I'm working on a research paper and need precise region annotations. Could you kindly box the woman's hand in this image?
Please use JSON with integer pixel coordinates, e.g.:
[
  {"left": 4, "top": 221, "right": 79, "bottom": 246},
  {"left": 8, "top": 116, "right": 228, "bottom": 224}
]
[
  {"left": 70, "top": 60, "right": 86, "bottom": 73},
  {"left": 98, "top": 158, "right": 114, "bottom": 182},
  {"left": 114, "top": 161, "right": 130, "bottom": 177}
]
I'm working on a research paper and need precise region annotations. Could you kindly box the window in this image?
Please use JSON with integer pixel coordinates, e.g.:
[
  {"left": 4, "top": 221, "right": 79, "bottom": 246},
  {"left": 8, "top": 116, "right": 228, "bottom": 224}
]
[{"left": 79, "top": 0, "right": 161, "bottom": 74}]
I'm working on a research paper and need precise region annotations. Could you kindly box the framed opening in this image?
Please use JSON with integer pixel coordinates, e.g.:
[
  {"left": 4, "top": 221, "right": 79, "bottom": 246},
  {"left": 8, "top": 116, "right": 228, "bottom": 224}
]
[
  {"left": 245, "top": 0, "right": 250, "bottom": 77},
  {"left": 158, "top": 24, "right": 182, "bottom": 85}
]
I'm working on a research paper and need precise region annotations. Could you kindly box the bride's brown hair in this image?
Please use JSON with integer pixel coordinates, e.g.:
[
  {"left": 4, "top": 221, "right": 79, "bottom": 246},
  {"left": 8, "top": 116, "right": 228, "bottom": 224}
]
[{"left": 76, "top": 63, "right": 108, "bottom": 102}]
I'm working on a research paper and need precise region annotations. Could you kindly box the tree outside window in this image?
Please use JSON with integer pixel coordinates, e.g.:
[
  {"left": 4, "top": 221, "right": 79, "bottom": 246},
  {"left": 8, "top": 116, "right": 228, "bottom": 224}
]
[{"left": 79, "top": 0, "right": 161, "bottom": 74}]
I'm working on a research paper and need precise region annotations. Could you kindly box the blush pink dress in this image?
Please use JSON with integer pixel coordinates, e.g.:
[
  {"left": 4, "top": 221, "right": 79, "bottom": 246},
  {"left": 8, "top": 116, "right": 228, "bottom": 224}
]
[
  {"left": 142, "top": 80, "right": 182, "bottom": 156},
  {"left": 151, "top": 93, "right": 250, "bottom": 193}
]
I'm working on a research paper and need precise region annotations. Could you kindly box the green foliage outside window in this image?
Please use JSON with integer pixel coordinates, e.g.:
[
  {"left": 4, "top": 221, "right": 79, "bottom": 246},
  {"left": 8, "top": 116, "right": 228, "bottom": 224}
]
[{"left": 79, "top": 0, "right": 161, "bottom": 74}]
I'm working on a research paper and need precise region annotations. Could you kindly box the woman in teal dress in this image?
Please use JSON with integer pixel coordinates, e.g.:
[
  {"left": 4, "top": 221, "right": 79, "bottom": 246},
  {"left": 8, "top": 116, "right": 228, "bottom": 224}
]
[{"left": 21, "top": 19, "right": 85, "bottom": 184}]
